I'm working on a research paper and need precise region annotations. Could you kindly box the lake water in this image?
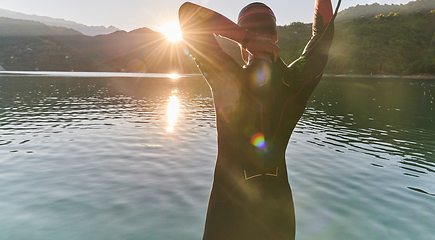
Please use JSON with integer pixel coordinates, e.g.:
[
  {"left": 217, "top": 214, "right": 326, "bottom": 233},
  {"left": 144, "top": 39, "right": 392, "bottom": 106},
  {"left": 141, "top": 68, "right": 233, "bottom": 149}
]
[{"left": 0, "top": 73, "right": 434, "bottom": 240}]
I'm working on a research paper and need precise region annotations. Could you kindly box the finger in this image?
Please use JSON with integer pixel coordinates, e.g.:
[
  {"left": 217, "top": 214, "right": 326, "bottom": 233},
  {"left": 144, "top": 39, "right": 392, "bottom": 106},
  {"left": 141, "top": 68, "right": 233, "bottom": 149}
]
[
  {"left": 265, "top": 46, "right": 278, "bottom": 63},
  {"left": 267, "top": 47, "right": 278, "bottom": 62},
  {"left": 263, "top": 41, "right": 279, "bottom": 61},
  {"left": 273, "top": 49, "right": 279, "bottom": 62},
  {"left": 268, "top": 53, "right": 274, "bottom": 63},
  {"left": 257, "top": 51, "right": 272, "bottom": 63},
  {"left": 267, "top": 53, "right": 273, "bottom": 63},
  {"left": 271, "top": 45, "right": 280, "bottom": 62}
]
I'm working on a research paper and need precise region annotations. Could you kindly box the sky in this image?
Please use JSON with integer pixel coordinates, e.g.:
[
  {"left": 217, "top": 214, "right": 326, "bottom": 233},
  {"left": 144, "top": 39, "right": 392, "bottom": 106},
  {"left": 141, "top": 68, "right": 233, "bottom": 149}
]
[{"left": 0, "top": 0, "right": 413, "bottom": 32}]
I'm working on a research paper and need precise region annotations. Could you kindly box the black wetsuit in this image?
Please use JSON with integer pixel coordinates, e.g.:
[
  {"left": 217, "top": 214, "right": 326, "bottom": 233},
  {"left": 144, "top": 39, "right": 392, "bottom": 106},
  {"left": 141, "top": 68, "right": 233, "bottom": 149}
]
[{"left": 179, "top": 2, "right": 334, "bottom": 239}]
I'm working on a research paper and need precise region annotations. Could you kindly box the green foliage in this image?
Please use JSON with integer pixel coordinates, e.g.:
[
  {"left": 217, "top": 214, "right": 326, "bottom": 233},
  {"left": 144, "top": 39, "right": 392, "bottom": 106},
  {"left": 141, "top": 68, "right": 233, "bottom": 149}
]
[
  {"left": 277, "top": 9, "right": 435, "bottom": 76},
  {"left": 1, "top": 1, "right": 434, "bottom": 76},
  {"left": 336, "top": 0, "right": 435, "bottom": 23},
  {"left": 277, "top": 22, "right": 312, "bottom": 63}
]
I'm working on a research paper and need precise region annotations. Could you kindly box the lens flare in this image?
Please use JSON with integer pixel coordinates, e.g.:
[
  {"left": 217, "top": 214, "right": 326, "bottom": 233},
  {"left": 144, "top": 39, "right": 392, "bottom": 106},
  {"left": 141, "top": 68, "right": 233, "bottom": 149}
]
[
  {"left": 159, "top": 22, "right": 183, "bottom": 42},
  {"left": 250, "top": 133, "right": 266, "bottom": 149},
  {"left": 250, "top": 61, "right": 271, "bottom": 87},
  {"left": 166, "top": 94, "right": 179, "bottom": 132}
]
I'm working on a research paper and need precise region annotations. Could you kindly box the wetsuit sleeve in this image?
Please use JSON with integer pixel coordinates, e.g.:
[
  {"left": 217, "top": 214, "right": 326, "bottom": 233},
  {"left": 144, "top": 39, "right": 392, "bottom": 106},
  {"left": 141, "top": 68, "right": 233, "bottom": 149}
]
[
  {"left": 178, "top": 2, "right": 244, "bottom": 88},
  {"left": 285, "top": 0, "right": 334, "bottom": 99}
]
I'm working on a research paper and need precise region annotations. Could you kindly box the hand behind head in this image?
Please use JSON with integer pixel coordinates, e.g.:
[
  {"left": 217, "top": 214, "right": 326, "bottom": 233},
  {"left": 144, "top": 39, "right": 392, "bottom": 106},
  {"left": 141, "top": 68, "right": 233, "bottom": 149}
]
[{"left": 245, "top": 36, "right": 280, "bottom": 63}]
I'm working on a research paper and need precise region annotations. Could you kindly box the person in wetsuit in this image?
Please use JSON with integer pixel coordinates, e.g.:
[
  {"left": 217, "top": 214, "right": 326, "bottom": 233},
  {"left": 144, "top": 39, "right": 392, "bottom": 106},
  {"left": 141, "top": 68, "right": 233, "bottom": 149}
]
[{"left": 178, "top": 1, "right": 334, "bottom": 239}]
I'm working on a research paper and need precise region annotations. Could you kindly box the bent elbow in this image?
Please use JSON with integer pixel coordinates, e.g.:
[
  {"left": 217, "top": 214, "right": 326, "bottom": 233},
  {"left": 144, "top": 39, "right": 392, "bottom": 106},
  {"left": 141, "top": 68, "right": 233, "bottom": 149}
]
[
  {"left": 178, "top": 2, "right": 198, "bottom": 35},
  {"left": 178, "top": 2, "right": 191, "bottom": 18},
  {"left": 178, "top": 2, "right": 196, "bottom": 23}
]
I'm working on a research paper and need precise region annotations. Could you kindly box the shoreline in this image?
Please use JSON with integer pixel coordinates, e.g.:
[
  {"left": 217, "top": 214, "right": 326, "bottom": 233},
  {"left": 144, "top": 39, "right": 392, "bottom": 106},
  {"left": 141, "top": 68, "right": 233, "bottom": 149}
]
[
  {"left": 323, "top": 73, "right": 435, "bottom": 79},
  {"left": 0, "top": 70, "right": 434, "bottom": 80}
]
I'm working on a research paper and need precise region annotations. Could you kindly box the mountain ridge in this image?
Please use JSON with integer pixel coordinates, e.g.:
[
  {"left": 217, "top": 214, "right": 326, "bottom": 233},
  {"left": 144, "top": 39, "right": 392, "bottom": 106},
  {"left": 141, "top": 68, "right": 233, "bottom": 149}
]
[
  {"left": 0, "top": 1, "right": 433, "bottom": 76},
  {"left": 0, "top": 8, "right": 119, "bottom": 36},
  {"left": 0, "top": 17, "right": 83, "bottom": 36},
  {"left": 0, "top": 20, "right": 197, "bottom": 74}
]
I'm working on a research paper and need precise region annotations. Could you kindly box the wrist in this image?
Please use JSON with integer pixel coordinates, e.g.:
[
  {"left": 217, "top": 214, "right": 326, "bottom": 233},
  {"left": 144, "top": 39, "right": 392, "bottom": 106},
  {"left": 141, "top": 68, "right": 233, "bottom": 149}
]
[
  {"left": 316, "top": 0, "right": 333, "bottom": 25},
  {"left": 240, "top": 30, "right": 256, "bottom": 49}
]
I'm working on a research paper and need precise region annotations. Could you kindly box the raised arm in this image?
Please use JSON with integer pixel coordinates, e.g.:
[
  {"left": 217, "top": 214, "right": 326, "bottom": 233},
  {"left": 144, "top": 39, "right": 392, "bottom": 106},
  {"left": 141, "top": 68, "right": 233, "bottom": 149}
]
[
  {"left": 302, "top": 0, "right": 334, "bottom": 61},
  {"left": 178, "top": 2, "right": 280, "bottom": 64},
  {"left": 283, "top": 0, "right": 334, "bottom": 98},
  {"left": 290, "top": 0, "right": 334, "bottom": 72}
]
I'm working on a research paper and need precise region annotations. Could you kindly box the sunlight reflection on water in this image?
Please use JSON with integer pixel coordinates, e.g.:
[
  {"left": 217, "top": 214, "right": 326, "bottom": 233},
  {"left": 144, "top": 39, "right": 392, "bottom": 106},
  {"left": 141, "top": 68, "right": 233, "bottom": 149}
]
[
  {"left": 166, "top": 92, "right": 180, "bottom": 132},
  {"left": 0, "top": 75, "right": 434, "bottom": 240}
]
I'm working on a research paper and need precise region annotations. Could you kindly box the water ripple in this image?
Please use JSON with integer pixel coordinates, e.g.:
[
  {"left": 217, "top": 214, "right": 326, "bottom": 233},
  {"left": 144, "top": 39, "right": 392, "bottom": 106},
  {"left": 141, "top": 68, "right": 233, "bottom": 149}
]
[{"left": 0, "top": 76, "right": 434, "bottom": 239}]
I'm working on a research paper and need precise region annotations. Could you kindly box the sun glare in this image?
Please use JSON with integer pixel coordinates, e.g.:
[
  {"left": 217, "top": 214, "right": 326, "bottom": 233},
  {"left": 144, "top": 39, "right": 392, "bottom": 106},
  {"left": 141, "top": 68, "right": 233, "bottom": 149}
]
[
  {"left": 166, "top": 93, "right": 180, "bottom": 132},
  {"left": 167, "top": 73, "right": 181, "bottom": 79},
  {"left": 159, "top": 22, "right": 183, "bottom": 42}
]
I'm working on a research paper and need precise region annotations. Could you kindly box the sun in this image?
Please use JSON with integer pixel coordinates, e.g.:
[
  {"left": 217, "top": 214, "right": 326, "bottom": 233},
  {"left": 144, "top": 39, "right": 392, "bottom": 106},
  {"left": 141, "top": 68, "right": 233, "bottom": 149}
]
[{"left": 159, "top": 22, "right": 183, "bottom": 42}]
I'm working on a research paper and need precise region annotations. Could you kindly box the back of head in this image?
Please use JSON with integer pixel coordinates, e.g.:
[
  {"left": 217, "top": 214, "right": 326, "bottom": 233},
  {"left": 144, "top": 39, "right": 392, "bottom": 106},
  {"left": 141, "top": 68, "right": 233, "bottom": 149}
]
[
  {"left": 238, "top": 2, "right": 278, "bottom": 64},
  {"left": 238, "top": 2, "right": 275, "bottom": 23},
  {"left": 237, "top": 2, "right": 277, "bottom": 38}
]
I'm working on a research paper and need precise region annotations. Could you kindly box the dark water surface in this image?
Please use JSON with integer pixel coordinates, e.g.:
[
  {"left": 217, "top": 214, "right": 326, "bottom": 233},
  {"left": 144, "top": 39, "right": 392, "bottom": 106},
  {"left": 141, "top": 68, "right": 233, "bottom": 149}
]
[{"left": 0, "top": 75, "right": 434, "bottom": 240}]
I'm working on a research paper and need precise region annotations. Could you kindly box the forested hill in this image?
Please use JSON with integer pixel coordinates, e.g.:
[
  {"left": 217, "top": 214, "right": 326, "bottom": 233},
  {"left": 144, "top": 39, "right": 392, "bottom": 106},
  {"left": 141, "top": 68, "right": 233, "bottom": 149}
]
[
  {"left": 277, "top": 9, "right": 435, "bottom": 76},
  {"left": 0, "top": 17, "right": 82, "bottom": 36},
  {"left": 336, "top": 0, "right": 435, "bottom": 22},
  {"left": 1, "top": 4, "right": 434, "bottom": 76},
  {"left": 0, "top": 18, "right": 197, "bottom": 73}
]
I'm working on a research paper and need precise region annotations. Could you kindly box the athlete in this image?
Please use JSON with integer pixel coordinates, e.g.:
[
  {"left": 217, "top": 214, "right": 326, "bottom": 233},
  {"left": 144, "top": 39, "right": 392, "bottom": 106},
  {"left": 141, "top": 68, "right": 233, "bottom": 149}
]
[{"left": 179, "top": 1, "right": 335, "bottom": 239}]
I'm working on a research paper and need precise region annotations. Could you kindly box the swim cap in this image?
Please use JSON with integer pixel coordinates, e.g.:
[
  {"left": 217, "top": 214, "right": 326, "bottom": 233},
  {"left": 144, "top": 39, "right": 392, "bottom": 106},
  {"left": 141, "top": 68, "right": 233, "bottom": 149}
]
[{"left": 237, "top": 2, "right": 276, "bottom": 24}]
